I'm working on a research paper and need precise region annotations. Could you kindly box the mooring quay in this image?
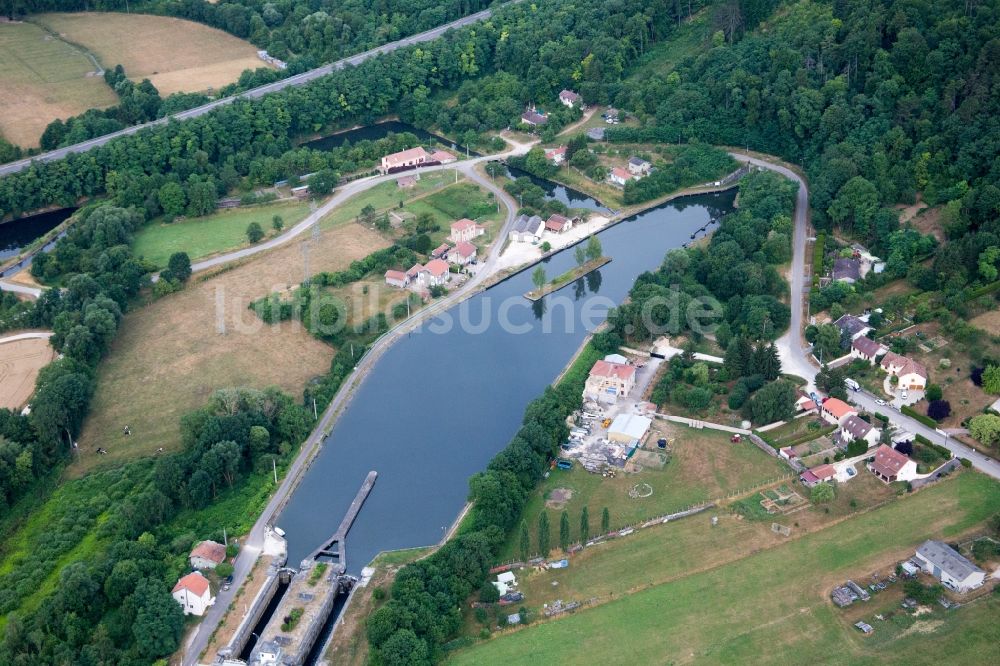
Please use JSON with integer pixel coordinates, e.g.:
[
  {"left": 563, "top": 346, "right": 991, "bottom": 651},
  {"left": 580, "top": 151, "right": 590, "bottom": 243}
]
[{"left": 216, "top": 471, "right": 377, "bottom": 666}]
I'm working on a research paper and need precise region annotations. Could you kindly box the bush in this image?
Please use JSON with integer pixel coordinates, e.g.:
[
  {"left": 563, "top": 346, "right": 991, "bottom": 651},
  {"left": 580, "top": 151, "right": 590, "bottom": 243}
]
[
  {"left": 215, "top": 562, "right": 234, "bottom": 578},
  {"left": 927, "top": 399, "right": 951, "bottom": 421},
  {"left": 960, "top": 458, "right": 972, "bottom": 468},
  {"left": 902, "top": 405, "right": 937, "bottom": 427},
  {"left": 925, "top": 384, "right": 943, "bottom": 401}
]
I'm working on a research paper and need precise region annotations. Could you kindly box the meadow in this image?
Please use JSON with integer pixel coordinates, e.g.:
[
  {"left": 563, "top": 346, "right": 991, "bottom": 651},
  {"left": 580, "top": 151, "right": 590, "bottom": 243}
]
[
  {"left": 35, "top": 12, "right": 267, "bottom": 95},
  {"left": 450, "top": 472, "right": 1000, "bottom": 665},
  {"left": 132, "top": 200, "right": 311, "bottom": 267},
  {"left": 0, "top": 20, "right": 116, "bottom": 147}
]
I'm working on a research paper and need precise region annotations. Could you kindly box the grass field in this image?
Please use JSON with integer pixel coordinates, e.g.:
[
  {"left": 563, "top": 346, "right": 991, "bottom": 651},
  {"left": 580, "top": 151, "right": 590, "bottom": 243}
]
[
  {"left": 499, "top": 425, "right": 787, "bottom": 560},
  {"left": 0, "top": 20, "right": 117, "bottom": 147},
  {"left": 0, "top": 336, "right": 56, "bottom": 409},
  {"left": 35, "top": 12, "right": 268, "bottom": 96},
  {"left": 75, "top": 222, "right": 389, "bottom": 475},
  {"left": 318, "top": 171, "right": 455, "bottom": 230},
  {"left": 132, "top": 200, "right": 312, "bottom": 267},
  {"left": 450, "top": 472, "right": 1000, "bottom": 665}
]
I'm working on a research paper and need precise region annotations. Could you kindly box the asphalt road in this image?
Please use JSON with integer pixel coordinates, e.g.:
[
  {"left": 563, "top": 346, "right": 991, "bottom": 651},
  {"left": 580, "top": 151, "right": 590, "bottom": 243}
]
[
  {"left": 728, "top": 152, "right": 1000, "bottom": 480},
  {"left": 0, "top": 6, "right": 502, "bottom": 178},
  {"left": 181, "top": 146, "right": 527, "bottom": 666}
]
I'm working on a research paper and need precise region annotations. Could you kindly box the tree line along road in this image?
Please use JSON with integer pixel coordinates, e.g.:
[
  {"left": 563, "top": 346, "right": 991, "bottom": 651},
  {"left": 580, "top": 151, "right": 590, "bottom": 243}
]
[{"left": 0, "top": 4, "right": 507, "bottom": 178}]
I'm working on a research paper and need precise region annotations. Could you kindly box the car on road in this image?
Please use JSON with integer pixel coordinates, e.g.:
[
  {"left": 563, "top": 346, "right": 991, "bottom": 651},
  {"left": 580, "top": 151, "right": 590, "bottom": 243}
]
[
  {"left": 875, "top": 398, "right": 886, "bottom": 406},
  {"left": 223, "top": 575, "right": 233, "bottom": 591},
  {"left": 901, "top": 390, "right": 908, "bottom": 401}
]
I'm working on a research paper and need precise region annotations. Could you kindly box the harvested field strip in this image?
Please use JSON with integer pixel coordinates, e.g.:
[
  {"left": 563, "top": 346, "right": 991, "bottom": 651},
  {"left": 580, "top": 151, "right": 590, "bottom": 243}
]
[
  {"left": 35, "top": 13, "right": 269, "bottom": 96},
  {"left": 0, "top": 20, "right": 116, "bottom": 147},
  {"left": 0, "top": 336, "right": 56, "bottom": 409}
]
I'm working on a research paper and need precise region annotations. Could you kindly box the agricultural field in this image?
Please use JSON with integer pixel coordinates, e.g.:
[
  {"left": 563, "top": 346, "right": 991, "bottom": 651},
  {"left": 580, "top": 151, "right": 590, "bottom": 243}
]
[
  {"left": 0, "top": 20, "right": 117, "bottom": 147},
  {"left": 35, "top": 12, "right": 269, "bottom": 96},
  {"left": 450, "top": 472, "right": 1000, "bottom": 665},
  {"left": 499, "top": 425, "right": 788, "bottom": 560},
  {"left": 75, "top": 221, "right": 390, "bottom": 475},
  {"left": 132, "top": 200, "right": 311, "bottom": 267},
  {"left": 0, "top": 336, "right": 56, "bottom": 409}
]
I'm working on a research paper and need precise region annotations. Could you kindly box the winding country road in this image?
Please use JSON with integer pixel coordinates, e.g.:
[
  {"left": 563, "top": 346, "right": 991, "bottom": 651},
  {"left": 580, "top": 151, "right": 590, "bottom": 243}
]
[
  {"left": 0, "top": 5, "right": 507, "bottom": 178},
  {"left": 733, "top": 152, "right": 1000, "bottom": 480}
]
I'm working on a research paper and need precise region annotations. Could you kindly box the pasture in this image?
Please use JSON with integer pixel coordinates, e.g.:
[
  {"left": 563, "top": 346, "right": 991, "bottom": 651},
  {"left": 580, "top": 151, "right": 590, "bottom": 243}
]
[
  {"left": 75, "top": 221, "right": 389, "bottom": 475},
  {"left": 0, "top": 336, "right": 56, "bottom": 409},
  {"left": 449, "top": 473, "right": 1000, "bottom": 665},
  {"left": 499, "top": 425, "right": 787, "bottom": 559},
  {"left": 35, "top": 12, "right": 269, "bottom": 95},
  {"left": 132, "top": 200, "right": 312, "bottom": 267},
  {"left": 0, "top": 20, "right": 116, "bottom": 147}
]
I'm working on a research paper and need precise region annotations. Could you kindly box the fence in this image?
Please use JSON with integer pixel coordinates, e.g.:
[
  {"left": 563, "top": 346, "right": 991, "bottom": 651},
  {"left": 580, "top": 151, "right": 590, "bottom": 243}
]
[{"left": 655, "top": 412, "right": 750, "bottom": 435}]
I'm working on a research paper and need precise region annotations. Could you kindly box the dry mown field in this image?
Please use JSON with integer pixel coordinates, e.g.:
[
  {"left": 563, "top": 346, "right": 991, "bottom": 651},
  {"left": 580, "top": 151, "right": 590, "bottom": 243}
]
[
  {"left": 0, "top": 336, "right": 56, "bottom": 409},
  {"left": 36, "top": 12, "right": 270, "bottom": 96},
  {"left": 75, "top": 223, "right": 389, "bottom": 475},
  {"left": 0, "top": 20, "right": 117, "bottom": 147}
]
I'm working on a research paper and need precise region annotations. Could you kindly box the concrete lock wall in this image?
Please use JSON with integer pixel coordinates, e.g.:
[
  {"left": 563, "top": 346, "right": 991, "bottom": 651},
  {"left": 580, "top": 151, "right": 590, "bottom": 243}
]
[{"left": 223, "top": 570, "right": 283, "bottom": 659}]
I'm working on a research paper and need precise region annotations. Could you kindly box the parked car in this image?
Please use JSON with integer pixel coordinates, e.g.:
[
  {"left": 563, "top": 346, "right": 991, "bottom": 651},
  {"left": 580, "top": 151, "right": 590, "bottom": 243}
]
[
  {"left": 875, "top": 398, "right": 886, "bottom": 406},
  {"left": 223, "top": 575, "right": 233, "bottom": 591},
  {"left": 901, "top": 390, "right": 908, "bottom": 400}
]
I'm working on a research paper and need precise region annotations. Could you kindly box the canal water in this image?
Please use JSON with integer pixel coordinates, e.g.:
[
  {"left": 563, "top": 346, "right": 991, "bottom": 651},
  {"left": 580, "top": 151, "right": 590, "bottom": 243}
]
[
  {"left": 302, "top": 120, "right": 469, "bottom": 154},
  {"left": 505, "top": 164, "right": 610, "bottom": 213},
  {"left": 277, "top": 186, "right": 736, "bottom": 571},
  {"left": 0, "top": 207, "right": 74, "bottom": 264}
]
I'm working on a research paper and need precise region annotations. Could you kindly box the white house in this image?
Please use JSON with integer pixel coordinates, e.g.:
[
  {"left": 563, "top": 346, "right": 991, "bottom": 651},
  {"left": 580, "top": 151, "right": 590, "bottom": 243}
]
[
  {"left": 914, "top": 540, "right": 986, "bottom": 593},
  {"left": 609, "top": 166, "right": 632, "bottom": 187},
  {"left": 545, "top": 146, "right": 567, "bottom": 165},
  {"left": 189, "top": 540, "right": 227, "bottom": 570},
  {"left": 821, "top": 398, "right": 857, "bottom": 425},
  {"left": 838, "top": 415, "right": 881, "bottom": 449},
  {"left": 172, "top": 571, "right": 214, "bottom": 616},
  {"left": 851, "top": 336, "right": 886, "bottom": 364},
  {"left": 384, "top": 269, "right": 410, "bottom": 289},
  {"left": 880, "top": 352, "right": 928, "bottom": 390},
  {"left": 424, "top": 259, "right": 451, "bottom": 286},
  {"left": 379, "top": 146, "right": 430, "bottom": 174},
  {"left": 511, "top": 214, "right": 544, "bottom": 243},
  {"left": 583, "top": 357, "right": 636, "bottom": 403},
  {"left": 627, "top": 156, "right": 651, "bottom": 176},
  {"left": 559, "top": 89, "right": 582, "bottom": 108},
  {"left": 449, "top": 218, "right": 485, "bottom": 243},
  {"left": 448, "top": 241, "right": 477, "bottom": 266},
  {"left": 868, "top": 444, "right": 919, "bottom": 483}
]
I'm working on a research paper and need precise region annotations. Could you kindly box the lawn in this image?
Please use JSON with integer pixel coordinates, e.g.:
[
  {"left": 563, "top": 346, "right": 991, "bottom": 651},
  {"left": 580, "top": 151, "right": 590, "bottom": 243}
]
[
  {"left": 0, "top": 20, "right": 117, "bottom": 147},
  {"left": 449, "top": 472, "right": 1000, "bottom": 665},
  {"left": 499, "top": 425, "right": 788, "bottom": 560},
  {"left": 319, "top": 171, "right": 454, "bottom": 230},
  {"left": 75, "top": 222, "right": 389, "bottom": 475},
  {"left": 36, "top": 12, "right": 268, "bottom": 95},
  {"left": 132, "top": 200, "right": 312, "bottom": 267}
]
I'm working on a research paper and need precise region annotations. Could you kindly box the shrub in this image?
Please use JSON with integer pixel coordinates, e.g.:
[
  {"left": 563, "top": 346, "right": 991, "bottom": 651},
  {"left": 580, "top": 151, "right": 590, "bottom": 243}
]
[
  {"left": 215, "top": 562, "right": 234, "bottom": 578},
  {"left": 927, "top": 399, "right": 951, "bottom": 421},
  {"left": 925, "top": 384, "right": 943, "bottom": 402}
]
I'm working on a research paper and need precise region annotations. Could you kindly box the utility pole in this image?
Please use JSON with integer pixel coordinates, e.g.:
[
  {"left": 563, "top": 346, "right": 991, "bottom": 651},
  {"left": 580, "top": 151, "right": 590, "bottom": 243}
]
[
  {"left": 313, "top": 397, "right": 318, "bottom": 419},
  {"left": 223, "top": 526, "right": 228, "bottom": 546},
  {"left": 272, "top": 457, "right": 278, "bottom": 484}
]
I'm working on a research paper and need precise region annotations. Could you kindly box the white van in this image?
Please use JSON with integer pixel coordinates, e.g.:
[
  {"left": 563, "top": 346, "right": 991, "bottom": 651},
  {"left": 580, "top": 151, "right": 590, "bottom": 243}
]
[{"left": 845, "top": 378, "right": 861, "bottom": 392}]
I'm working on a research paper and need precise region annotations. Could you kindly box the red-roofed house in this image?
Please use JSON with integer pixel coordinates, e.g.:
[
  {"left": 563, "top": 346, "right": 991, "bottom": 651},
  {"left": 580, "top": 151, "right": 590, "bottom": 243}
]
[
  {"left": 869, "top": 444, "right": 919, "bottom": 483},
  {"left": 545, "top": 146, "right": 567, "bottom": 165},
  {"left": 583, "top": 357, "right": 637, "bottom": 402},
  {"left": 609, "top": 166, "right": 633, "bottom": 187},
  {"left": 544, "top": 214, "right": 572, "bottom": 233},
  {"left": 559, "top": 89, "right": 582, "bottom": 108},
  {"left": 424, "top": 258, "right": 451, "bottom": 286},
  {"left": 449, "top": 218, "right": 485, "bottom": 243},
  {"left": 430, "top": 149, "right": 456, "bottom": 164},
  {"left": 795, "top": 390, "right": 819, "bottom": 412},
  {"left": 821, "top": 397, "right": 857, "bottom": 425},
  {"left": 406, "top": 263, "right": 427, "bottom": 284},
  {"left": 880, "top": 352, "right": 928, "bottom": 390},
  {"left": 172, "top": 571, "right": 214, "bottom": 616},
  {"left": 430, "top": 242, "right": 452, "bottom": 260},
  {"left": 379, "top": 146, "right": 431, "bottom": 174},
  {"left": 800, "top": 463, "right": 836, "bottom": 488},
  {"left": 448, "top": 241, "right": 477, "bottom": 266},
  {"left": 189, "top": 540, "right": 227, "bottom": 570},
  {"left": 385, "top": 269, "right": 409, "bottom": 289}
]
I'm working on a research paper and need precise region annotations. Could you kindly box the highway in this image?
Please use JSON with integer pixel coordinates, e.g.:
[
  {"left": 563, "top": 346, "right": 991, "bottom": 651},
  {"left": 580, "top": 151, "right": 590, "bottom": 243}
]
[{"left": 0, "top": 5, "right": 503, "bottom": 178}]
